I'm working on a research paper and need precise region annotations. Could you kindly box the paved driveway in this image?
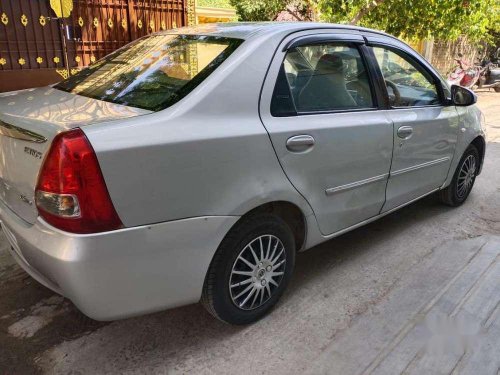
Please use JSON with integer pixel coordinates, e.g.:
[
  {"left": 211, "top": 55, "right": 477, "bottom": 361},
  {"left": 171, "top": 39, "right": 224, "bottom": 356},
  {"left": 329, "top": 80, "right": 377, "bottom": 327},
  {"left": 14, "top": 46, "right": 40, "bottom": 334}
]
[{"left": 1, "top": 92, "right": 499, "bottom": 375}]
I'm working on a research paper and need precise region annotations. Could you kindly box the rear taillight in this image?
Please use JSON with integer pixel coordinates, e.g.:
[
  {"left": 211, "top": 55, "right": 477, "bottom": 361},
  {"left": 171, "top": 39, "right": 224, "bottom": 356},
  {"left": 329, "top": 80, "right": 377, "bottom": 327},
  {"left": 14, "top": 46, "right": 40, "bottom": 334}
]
[{"left": 35, "top": 128, "right": 123, "bottom": 234}]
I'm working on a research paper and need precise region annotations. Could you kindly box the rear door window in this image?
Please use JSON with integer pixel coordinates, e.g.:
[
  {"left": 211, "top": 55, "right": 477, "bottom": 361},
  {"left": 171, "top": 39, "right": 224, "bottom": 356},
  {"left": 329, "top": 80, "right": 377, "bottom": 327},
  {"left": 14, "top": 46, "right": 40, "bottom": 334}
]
[
  {"left": 271, "top": 43, "right": 375, "bottom": 116},
  {"left": 55, "top": 34, "right": 242, "bottom": 112}
]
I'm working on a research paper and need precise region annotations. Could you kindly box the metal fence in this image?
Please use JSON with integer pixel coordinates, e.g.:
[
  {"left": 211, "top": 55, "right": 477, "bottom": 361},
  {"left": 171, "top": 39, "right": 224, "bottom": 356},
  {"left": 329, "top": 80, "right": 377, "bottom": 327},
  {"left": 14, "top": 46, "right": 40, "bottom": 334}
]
[{"left": 0, "top": 0, "right": 191, "bottom": 90}]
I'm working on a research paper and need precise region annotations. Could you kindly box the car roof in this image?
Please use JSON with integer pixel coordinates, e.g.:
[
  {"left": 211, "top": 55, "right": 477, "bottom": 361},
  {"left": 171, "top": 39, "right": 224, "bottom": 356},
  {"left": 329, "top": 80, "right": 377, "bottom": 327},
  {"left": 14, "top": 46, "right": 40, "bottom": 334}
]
[
  {"left": 163, "top": 22, "right": 395, "bottom": 41},
  {"left": 157, "top": 22, "right": 444, "bottom": 85}
]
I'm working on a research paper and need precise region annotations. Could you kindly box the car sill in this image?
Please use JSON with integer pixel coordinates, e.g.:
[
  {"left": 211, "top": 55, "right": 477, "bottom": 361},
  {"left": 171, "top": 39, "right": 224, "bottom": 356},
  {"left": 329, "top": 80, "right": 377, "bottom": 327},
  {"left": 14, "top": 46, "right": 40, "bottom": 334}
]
[{"left": 318, "top": 187, "right": 440, "bottom": 242}]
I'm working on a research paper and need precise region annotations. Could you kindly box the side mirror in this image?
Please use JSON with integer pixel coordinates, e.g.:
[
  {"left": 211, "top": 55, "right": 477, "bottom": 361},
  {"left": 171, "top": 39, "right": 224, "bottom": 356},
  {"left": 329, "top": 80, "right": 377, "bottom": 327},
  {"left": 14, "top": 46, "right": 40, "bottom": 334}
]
[{"left": 451, "top": 85, "right": 477, "bottom": 106}]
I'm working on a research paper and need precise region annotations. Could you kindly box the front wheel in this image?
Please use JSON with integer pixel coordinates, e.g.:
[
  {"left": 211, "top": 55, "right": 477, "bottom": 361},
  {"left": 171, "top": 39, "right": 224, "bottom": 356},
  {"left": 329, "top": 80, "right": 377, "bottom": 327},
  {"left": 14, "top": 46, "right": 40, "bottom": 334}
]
[
  {"left": 201, "top": 214, "right": 295, "bottom": 325},
  {"left": 439, "top": 144, "right": 479, "bottom": 206}
]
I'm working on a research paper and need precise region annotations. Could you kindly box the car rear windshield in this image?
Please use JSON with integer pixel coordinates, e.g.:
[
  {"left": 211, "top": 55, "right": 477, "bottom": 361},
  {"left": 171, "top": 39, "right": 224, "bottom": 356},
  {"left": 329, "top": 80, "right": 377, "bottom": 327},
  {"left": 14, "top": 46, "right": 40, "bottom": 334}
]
[{"left": 55, "top": 34, "right": 243, "bottom": 112}]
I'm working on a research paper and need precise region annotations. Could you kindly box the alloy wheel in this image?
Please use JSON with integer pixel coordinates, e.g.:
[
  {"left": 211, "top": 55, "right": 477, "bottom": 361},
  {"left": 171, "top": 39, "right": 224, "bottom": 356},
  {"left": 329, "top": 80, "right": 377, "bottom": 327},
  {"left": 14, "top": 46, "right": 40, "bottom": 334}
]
[
  {"left": 229, "top": 235, "right": 286, "bottom": 311},
  {"left": 457, "top": 154, "right": 476, "bottom": 199}
]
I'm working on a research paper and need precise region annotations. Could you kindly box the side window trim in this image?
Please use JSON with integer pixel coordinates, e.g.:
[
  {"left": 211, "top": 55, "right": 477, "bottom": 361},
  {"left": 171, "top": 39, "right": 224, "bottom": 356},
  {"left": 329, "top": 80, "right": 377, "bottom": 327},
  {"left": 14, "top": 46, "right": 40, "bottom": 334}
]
[
  {"left": 295, "top": 107, "right": 382, "bottom": 116},
  {"left": 366, "top": 42, "right": 446, "bottom": 108},
  {"left": 270, "top": 63, "right": 298, "bottom": 117},
  {"left": 283, "top": 33, "right": 365, "bottom": 51},
  {"left": 358, "top": 44, "right": 388, "bottom": 109}
]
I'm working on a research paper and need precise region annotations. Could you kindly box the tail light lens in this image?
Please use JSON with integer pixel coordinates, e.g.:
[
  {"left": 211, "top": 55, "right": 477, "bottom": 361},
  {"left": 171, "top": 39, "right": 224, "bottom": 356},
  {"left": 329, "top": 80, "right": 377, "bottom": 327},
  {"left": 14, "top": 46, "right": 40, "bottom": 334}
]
[{"left": 35, "top": 128, "right": 123, "bottom": 234}]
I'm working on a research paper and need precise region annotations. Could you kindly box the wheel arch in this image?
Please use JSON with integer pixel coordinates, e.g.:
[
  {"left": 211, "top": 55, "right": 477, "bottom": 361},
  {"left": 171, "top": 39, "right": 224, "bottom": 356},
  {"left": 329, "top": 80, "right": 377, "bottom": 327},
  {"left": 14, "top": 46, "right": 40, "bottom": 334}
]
[
  {"left": 470, "top": 135, "right": 486, "bottom": 175},
  {"left": 232, "top": 201, "right": 307, "bottom": 252}
]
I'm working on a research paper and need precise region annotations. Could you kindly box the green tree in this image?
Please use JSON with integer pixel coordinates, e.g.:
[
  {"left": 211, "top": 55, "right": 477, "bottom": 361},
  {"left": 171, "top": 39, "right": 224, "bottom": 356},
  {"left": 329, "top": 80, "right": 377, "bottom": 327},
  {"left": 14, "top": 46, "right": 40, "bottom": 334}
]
[
  {"left": 229, "top": 0, "right": 498, "bottom": 42},
  {"left": 229, "top": 0, "right": 312, "bottom": 21},
  {"left": 198, "top": 0, "right": 233, "bottom": 7},
  {"left": 315, "top": 0, "right": 499, "bottom": 42}
]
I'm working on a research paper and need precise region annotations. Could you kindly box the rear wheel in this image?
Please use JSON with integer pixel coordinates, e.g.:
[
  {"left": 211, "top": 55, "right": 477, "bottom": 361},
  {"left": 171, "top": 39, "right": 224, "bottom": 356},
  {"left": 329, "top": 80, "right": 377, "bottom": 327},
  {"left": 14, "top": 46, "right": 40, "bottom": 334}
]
[
  {"left": 494, "top": 86, "right": 500, "bottom": 93},
  {"left": 439, "top": 144, "right": 479, "bottom": 206},
  {"left": 201, "top": 214, "right": 295, "bottom": 325}
]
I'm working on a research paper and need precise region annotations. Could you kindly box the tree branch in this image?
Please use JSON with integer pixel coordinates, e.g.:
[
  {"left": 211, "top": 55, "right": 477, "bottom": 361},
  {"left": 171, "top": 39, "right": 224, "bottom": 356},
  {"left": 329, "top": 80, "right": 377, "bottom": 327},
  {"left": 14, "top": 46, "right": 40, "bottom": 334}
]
[
  {"left": 285, "top": 6, "right": 304, "bottom": 21},
  {"left": 350, "top": 0, "right": 384, "bottom": 25}
]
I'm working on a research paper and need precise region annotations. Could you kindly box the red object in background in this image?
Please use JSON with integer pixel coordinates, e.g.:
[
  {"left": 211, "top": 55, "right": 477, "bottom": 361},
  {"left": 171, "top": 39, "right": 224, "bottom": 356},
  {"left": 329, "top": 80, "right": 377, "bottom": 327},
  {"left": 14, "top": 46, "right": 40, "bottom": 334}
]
[{"left": 447, "top": 57, "right": 482, "bottom": 89}]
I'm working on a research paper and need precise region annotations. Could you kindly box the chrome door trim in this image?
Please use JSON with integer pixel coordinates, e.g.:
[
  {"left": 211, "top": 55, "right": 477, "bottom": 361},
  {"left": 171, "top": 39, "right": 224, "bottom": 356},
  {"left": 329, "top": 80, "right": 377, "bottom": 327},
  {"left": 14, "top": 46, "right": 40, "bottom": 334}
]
[
  {"left": 325, "top": 173, "right": 388, "bottom": 196},
  {"left": 0, "top": 120, "right": 47, "bottom": 143},
  {"left": 312, "top": 187, "right": 441, "bottom": 245},
  {"left": 390, "top": 156, "right": 451, "bottom": 177}
]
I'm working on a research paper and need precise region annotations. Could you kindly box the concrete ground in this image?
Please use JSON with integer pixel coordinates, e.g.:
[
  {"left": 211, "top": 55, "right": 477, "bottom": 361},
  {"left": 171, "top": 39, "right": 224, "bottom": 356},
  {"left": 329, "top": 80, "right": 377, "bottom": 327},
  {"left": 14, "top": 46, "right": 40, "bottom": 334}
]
[{"left": 1, "top": 91, "right": 499, "bottom": 375}]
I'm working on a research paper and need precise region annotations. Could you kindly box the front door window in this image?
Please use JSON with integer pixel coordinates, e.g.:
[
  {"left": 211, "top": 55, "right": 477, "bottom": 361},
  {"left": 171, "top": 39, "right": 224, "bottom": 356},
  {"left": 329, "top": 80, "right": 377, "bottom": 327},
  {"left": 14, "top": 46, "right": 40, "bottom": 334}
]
[{"left": 373, "top": 47, "right": 440, "bottom": 107}]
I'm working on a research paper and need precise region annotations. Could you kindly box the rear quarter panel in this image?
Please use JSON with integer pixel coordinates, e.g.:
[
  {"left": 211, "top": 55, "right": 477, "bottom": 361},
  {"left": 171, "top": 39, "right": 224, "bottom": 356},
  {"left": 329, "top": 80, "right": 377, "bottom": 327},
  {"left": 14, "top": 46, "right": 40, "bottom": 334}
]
[{"left": 83, "top": 32, "right": 313, "bottom": 228}]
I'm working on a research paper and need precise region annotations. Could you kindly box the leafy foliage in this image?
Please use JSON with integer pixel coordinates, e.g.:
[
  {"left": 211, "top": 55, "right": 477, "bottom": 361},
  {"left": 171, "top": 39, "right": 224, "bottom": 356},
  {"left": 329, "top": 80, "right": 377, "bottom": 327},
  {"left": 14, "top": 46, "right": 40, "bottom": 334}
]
[
  {"left": 229, "top": 0, "right": 499, "bottom": 42},
  {"left": 315, "top": 0, "right": 500, "bottom": 42},
  {"left": 197, "top": 0, "right": 234, "bottom": 9},
  {"left": 229, "top": 0, "right": 311, "bottom": 21}
]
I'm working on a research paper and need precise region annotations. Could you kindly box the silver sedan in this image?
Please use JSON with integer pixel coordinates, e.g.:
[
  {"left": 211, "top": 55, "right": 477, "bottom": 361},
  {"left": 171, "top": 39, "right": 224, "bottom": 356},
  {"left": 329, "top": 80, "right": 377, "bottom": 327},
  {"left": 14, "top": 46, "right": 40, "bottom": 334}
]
[{"left": 0, "top": 23, "right": 485, "bottom": 324}]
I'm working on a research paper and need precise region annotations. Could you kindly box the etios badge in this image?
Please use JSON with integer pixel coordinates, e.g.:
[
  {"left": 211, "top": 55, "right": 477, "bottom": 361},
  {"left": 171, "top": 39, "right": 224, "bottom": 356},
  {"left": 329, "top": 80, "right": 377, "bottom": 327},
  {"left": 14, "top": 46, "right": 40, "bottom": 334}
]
[{"left": 24, "top": 146, "right": 43, "bottom": 160}]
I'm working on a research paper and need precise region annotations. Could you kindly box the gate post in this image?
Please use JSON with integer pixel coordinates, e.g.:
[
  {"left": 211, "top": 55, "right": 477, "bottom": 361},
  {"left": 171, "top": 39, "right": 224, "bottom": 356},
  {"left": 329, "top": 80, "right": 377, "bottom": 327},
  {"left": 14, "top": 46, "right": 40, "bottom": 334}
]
[
  {"left": 58, "top": 17, "right": 70, "bottom": 76},
  {"left": 126, "top": 0, "right": 136, "bottom": 41}
]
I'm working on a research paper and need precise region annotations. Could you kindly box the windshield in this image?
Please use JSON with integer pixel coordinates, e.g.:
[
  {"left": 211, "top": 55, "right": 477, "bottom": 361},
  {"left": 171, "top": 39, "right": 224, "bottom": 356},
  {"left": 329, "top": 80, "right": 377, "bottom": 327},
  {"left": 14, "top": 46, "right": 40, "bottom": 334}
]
[{"left": 55, "top": 34, "right": 242, "bottom": 112}]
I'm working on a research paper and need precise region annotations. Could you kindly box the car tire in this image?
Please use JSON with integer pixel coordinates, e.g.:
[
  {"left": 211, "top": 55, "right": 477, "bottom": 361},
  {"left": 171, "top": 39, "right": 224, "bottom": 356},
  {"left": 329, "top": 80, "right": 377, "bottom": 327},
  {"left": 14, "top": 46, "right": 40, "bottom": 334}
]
[
  {"left": 201, "top": 213, "right": 295, "bottom": 325},
  {"left": 439, "top": 144, "right": 479, "bottom": 207}
]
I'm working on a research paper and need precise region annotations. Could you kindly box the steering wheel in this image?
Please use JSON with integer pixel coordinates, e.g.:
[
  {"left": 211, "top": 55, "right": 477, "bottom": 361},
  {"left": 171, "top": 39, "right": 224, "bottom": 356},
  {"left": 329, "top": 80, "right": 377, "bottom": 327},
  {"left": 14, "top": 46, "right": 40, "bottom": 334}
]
[{"left": 385, "top": 80, "right": 401, "bottom": 107}]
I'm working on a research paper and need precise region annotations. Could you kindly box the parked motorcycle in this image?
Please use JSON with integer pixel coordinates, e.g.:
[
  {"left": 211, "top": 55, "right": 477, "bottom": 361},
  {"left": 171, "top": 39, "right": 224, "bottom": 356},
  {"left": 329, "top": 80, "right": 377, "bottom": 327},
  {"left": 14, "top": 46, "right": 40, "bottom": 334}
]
[
  {"left": 446, "top": 57, "right": 482, "bottom": 89},
  {"left": 477, "top": 61, "right": 500, "bottom": 92}
]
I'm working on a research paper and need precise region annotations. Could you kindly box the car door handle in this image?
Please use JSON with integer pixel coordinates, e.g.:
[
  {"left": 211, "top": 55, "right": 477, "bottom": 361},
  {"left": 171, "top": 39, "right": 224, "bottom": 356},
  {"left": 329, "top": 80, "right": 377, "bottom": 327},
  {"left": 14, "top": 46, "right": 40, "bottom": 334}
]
[
  {"left": 286, "top": 135, "right": 315, "bottom": 152},
  {"left": 397, "top": 126, "right": 413, "bottom": 139}
]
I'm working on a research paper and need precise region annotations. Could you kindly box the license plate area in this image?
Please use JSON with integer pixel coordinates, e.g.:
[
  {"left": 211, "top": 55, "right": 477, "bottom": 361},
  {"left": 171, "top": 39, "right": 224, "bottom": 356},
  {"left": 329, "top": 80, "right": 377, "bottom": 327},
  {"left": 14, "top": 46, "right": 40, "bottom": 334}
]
[
  {"left": 0, "top": 177, "right": 36, "bottom": 224},
  {"left": 2, "top": 223, "right": 29, "bottom": 266}
]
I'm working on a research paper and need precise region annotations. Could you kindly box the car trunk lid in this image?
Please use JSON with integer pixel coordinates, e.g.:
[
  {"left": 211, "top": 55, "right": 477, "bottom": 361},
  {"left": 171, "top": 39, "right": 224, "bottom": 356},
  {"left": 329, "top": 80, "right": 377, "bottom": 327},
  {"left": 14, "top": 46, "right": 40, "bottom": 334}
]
[{"left": 0, "top": 87, "right": 151, "bottom": 224}]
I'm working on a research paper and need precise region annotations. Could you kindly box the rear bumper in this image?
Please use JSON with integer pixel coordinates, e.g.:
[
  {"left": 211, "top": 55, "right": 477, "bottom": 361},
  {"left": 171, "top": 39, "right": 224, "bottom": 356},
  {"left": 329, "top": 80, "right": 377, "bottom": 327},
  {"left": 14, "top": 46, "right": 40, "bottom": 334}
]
[{"left": 0, "top": 201, "right": 239, "bottom": 320}]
